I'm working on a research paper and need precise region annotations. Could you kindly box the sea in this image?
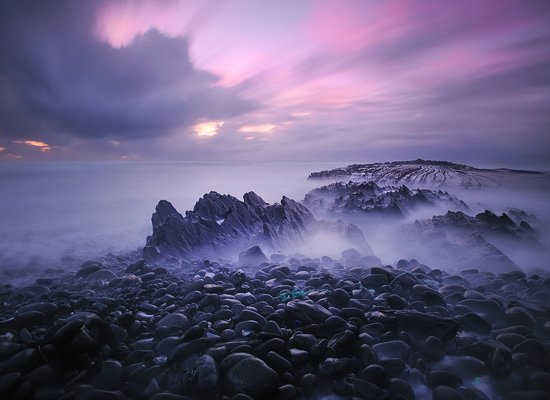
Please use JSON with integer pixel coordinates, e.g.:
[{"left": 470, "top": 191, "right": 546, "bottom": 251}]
[{"left": 0, "top": 161, "right": 345, "bottom": 267}]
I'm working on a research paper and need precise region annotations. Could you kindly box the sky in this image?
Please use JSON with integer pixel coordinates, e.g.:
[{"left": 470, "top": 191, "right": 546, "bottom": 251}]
[{"left": 0, "top": 0, "right": 549, "bottom": 168}]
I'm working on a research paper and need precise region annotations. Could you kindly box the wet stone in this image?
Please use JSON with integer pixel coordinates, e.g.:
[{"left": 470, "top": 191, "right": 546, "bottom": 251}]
[
  {"left": 15, "top": 310, "right": 49, "bottom": 327},
  {"left": 505, "top": 307, "right": 536, "bottom": 327},
  {"left": 76, "top": 389, "right": 127, "bottom": 400},
  {"left": 91, "top": 359, "right": 123, "bottom": 390},
  {"left": 324, "top": 315, "right": 348, "bottom": 332},
  {"left": 156, "top": 313, "right": 189, "bottom": 329},
  {"left": 225, "top": 356, "right": 278, "bottom": 397},
  {"left": 86, "top": 270, "right": 116, "bottom": 284},
  {"left": 432, "top": 385, "right": 465, "bottom": 400},
  {"left": 378, "top": 358, "right": 405, "bottom": 376},
  {"left": 261, "top": 320, "right": 283, "bottom": 338},
  {"left": 4, "top": 348, "right": 42, "bottom": 373},
  {"left": 290, "top": 333, "right": 318, "bottom": 349},
  {"left": 192, "top": 354, "right": 219, "bottom": 391},
  {"left": 359, "top": 364, "right": 385, "bottom": 384},
  {"left": 16, "top": 302, "right": 58, "bottom": 317},
  {"left": 76, "top": 264, "right": 102, "bottom": 279},
  {"left": 328, "top": 288, "right": 351, "bottom": 307},
  {"left": 513, "top": 339, "right": 550, "bottom": 368},
  {"left": 318, "top": 357, "right": 351, "bottom": 377},
  {"left": 424, "top": 335, "right": 445, "bottom": 361},
  {"left": 0, "top": 372, "right": 21, "bottom": 394},
  {"left": 289, "top": 348, "right": 308, "bottom": 363},
  {"left": 235, "top": 320, "right": 259, "bottom": 335},
  {"left": 373, "top": 340, "right": 410, "bottom": 360},
  {"left": 277, "top": 384, "right": 297, "bottom": 400},
  {"left": 327, "top": 330, "right": 355, "bottom": 355},
  {"left": 361, "top": 274, "right": 389, "bottom": 288},
  {"left": 497, "top": 333, "right": 528, "bottom": 349},
  {"left": 265, "top": 351, "right": 293, "bottom": 373},
  {"left": 528, "top": 371, "right": 550, "bottom": 392},
  {"left": 428, "top": 369, "right": 463, "bottom": 388},
  {"left": 491, "top": 346, "right": 513, "bottom": 375},
  {"left": 388, "top": 378, "right": 415, "bottom": 400},
  {"left": 34, "top": 387, "right": 65, "bottom": 400}
]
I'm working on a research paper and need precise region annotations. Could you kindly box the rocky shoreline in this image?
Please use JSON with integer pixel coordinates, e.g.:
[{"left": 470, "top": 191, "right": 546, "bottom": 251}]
[{"left": 1, "top": 251, "right": 549, "bottom": 400}]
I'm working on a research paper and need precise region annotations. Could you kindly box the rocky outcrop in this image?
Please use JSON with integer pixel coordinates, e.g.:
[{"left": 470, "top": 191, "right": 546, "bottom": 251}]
[
  {"left": 308, "top": 159, "right": 543, "bottom": 188},
  {"left": 412, "top": 210, "right": 537, "bottom": 238},
  {"left": 405, "top": 210, "right": 541, "bottom": 271},
  {"left": 144, "top": 191, "right": 371, "bottom": 263},
  {"left": 304, "top": 181, "right": 469, "bottom": 218}
]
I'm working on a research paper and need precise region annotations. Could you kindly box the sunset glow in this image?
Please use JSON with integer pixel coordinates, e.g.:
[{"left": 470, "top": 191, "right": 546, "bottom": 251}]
[
  {"left": 194, "top": 121, "right": 224, "bottom": 137},
  {"left": 14, "top": 140, "right": 50, "bottom": 148},
  {"left": 0, "top": 0, "right": 548, "bottom": 166},
  {"left": 239, "top": 124, "right": 276, "bottom": 134}
]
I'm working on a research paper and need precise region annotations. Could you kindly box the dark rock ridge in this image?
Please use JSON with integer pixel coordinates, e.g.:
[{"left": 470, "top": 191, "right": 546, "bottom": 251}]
[
  {"left": 405, "top": 210, "right": 541, "bottom": 271},
  {"left": 304, "top": 181, "right": 469, "bottom": 218},
  {"left": 308, "top": 159, "right": 543, "bottom": 188},
  {"left": 144, "top": 191, "right": 371, "bottom": 263},
  {"left": 410, "top": 210, "right": 539, "bottom": 246}
]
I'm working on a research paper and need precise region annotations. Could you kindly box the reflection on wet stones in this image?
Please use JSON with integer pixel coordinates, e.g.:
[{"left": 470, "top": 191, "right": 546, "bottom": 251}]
[{"left": 0, "top": 254, "right": 548, "bottom": 399}]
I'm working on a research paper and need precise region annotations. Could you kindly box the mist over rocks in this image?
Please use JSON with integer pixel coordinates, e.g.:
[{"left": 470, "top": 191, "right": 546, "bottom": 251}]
[
  {"left": 405, "top": 210, "right": 542, "bottom": 271},
  {"left": 144, "top": 191, "right": 372, "bottom": 264},
  {"left": 300, "top": 176, "right": 546, "bottom": 273},
  {"left": 304, "top": 181, "right": 469, "bottom": 218}
]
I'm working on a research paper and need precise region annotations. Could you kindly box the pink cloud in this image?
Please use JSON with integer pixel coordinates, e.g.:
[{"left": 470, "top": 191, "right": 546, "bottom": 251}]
[{"left": 95, "top": 0, "right": 201, "bottom": 47}]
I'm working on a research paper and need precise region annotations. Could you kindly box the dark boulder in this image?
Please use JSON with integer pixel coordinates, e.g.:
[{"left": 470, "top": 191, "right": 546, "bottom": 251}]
[
  {"left": 224, "top": 356, "right": 278, "bottom": 397},
  {"left": 239, "top": 246, "right": 267, "bottom": 265}
]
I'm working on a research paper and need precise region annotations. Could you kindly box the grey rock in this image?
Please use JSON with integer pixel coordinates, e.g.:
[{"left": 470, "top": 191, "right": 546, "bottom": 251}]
[
  {"left": 91, "top": 359, "right": 123, "bottom": 390},
  {"left": 86, "top": 270, "right": 116, "bottom": 284},
  {"left": 143, "top": 192, "right": 372, "bottom": 263},
  {"left": 225, "top": 356, "right": 278, "bottom": 397},
  {"left": 156, "top": 313, "right": 189, "bottom": 329},
  {"left": 373, "top": 340, "right": 410, "bottom": 360},
  {"left": 318, "top": 357, "right": 351, "bottom": 377},
  {"left": 304, "top": 180, "right": 469, "bottom": 218},
  {"left": 195, "top": 354, "right": 218, "bottom": 391},
  {"left": 513, "top": 339, "right": 550, "bottom": 368},
  {"left": 285, "top": 300, "right": 333, "bottom": 323},
  {"left": 16, "top": 302, "right": 58, "bottom": 317},
  {"left": 427, "top": 370, "right": 462, "bottom": 388},
  {"left": 239, "top": 246, "right": 267, "bottom": 265},
  {"left": 432, "top": 386, "right": 464, "bottom": 400}
]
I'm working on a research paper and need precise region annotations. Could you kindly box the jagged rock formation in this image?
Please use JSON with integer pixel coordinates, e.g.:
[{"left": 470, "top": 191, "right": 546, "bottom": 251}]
[
  {"left": 308, "top": 159, "right": 543, "bottom": 188},
  {"left": 405, "top": 210, "right": 540, "bottom": 271},
  {"left": 144, "top": 191, "right": 371, "bottom": 263},
  {"left": 304, "top": 181, "right": 469, "bottom": 218},
  {"left": 413, "top": 210, "right": 536, "bottom": 238}
]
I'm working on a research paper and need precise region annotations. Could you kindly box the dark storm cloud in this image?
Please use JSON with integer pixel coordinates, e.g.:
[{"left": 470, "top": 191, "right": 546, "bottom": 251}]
[{"left": 0, "top": 0, "right": 255, "bottom": 145}]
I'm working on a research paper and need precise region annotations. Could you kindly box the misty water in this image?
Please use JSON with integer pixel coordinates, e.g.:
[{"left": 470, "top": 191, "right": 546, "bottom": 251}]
[
  {"left": 1, "top": 161, "right": 549, "bottom": 273},
  {"left": 0, "top": 161, "right": 344, "bottom": 268}
]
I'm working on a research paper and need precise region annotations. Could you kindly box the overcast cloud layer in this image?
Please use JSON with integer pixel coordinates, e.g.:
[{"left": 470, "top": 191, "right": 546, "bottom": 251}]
[{"left": 0, "top": 0, "right": 549, "bottom": 167}]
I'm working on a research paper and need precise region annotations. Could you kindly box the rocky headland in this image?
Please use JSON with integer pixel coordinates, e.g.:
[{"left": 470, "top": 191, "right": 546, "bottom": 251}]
[{"left": 308, "top": 160, "right": 544, "bottom": 189}]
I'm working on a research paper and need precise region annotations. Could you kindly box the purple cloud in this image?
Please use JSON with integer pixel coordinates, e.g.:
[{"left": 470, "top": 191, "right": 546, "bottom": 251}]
[{"left": 0, "top": 0, "right": 549, "bottom": 167}]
